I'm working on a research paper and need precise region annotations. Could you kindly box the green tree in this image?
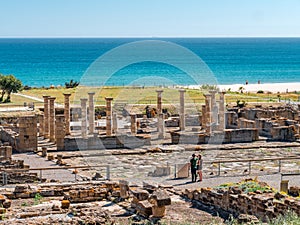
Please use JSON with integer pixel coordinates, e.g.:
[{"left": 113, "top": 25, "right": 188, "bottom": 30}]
[
  {"left": 65, "top": 79, "right": 79, "bottom": 88},
  {"left": 0, "top": 74, "right": 6, "bottom": 101},
  {"left": 0, "top": 74, "right": 23, "bottom": 103}
]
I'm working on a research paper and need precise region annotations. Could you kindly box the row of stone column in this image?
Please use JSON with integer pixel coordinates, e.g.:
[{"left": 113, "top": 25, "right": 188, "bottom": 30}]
[
  {"left": 42, "top": 94, "right": 72, "bottom": 150},
  {"left": 79, "top": 89, "right": 223, "bottom": 139},
  {"left": 43, "top": 96, "right": 56, "bottom": 141}
]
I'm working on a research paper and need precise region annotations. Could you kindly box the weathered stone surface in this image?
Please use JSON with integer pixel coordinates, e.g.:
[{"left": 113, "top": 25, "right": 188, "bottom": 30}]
[
  {"left": 152, "top": 205, "right": 166, "bottom": 218},
  {"left": 136, "top": 200, "right": 152, "bottom": 217},
  {"left": 119, "top": 180, "right": 129, "bottom": 199},
  {"left": 237, "top": 214, "right": 259, "bottom": 224},
  {"left": 149, "top": 189, "right": 171, "bottom": 207},
  {"left": 131, "top": 188, "right": 149, "bottom": 201}
]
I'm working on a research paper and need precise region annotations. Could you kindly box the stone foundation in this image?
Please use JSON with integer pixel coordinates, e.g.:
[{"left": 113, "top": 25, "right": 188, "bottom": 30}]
[
  {"left": 171, "top": 128, "right": 259, "bottom": 144},
  {"left": 184, "top": 180, "right": 300, "bottom": 222},
  {"left": 64, "top": 134, "right": 151, "bottom": 150},
  {"left": 17, "top": 116, "right": 38, "bottom": 152}
]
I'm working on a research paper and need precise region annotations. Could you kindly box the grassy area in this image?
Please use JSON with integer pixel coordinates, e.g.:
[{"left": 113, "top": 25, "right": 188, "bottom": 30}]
[{"left": 3, "top": 86, "right": 300, "bottom": 107}]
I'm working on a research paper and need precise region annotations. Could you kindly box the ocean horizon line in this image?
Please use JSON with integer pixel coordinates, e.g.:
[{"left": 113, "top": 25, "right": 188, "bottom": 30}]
[{"left": 1, "top": 36, "right": 300, "bottom": 39}]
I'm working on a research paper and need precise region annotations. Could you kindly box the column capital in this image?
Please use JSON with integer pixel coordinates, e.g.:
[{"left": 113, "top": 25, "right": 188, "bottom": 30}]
[
  {"left": 48, "top": 97, "right": 56, "bottom": 101},
  {"left": 43, "top": 95, "right": 50, "bottom": 99},
  {"left": 179, "top": 89, "right": 186, "bottom": 93},
  {"left": 80, "top": 98, "right": 88, "bottom": 103},
  {"left": 156, "top": 90, "right": 164, "bottom": 93},
  {"left": 63, "top": 93, "right": 71, "bottom": 97},
  {"left": 209, "top": 90, "right": 217, "bottom": 94},
  {"left": 105, "top": 97, "right": 113, "bottom": 101},
  {"left": 88, "top": 92, "right": 95, "bottom": 96}
]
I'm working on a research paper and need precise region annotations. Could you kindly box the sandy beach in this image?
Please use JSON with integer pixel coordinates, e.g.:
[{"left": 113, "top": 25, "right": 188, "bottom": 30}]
[
  {"left": 189, "top": 82, "right": 300, "bottom": 93},
  {"left": 219, "top": 82, "right": 300, "bottom": 93}
]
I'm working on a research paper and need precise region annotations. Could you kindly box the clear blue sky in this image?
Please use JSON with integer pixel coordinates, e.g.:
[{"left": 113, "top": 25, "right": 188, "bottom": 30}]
[{"left": 1, "top": 0, "right": 300, "bottom": 37}]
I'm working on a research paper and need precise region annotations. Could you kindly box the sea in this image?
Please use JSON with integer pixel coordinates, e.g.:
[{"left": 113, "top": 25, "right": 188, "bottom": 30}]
[{"left": 0, "top": 38, "right": 300, "bottom": 87}]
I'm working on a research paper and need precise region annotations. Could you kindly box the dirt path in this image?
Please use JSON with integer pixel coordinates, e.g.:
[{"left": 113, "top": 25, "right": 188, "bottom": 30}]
[
  {"left": 14, "top": 93, "right": 63, "bottom": 107},
  {"left": 13, "top": 153, "right": 78, "bottom": 182}
]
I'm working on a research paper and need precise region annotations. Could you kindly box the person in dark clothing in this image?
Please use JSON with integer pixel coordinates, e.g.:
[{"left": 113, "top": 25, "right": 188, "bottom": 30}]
[
  {"left": 145, "top": 106, "right": 151, "bottom": 118},
  {"left": 190, "top": 154, "right": 198, "bottom": 182}
]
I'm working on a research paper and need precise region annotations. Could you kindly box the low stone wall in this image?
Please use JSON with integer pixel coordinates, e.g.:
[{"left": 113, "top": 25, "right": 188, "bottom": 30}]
[
  {"left": 64, "top": 134, "right": 151, "bottom": 150},
  {"left": 270, "top": 125, "right": 297, "bottom": 141},
  {"left": 3, "top": 180, "right": 171, "bottom": 220},
  {"left": 171, "top": 128, "right": 259, "bottom": 144},
  {"left": 184, "top": 182, "right": 300, "bottom": 222},
  {"left": 165, "top": 115, "right": 200, "bottom": 127}
]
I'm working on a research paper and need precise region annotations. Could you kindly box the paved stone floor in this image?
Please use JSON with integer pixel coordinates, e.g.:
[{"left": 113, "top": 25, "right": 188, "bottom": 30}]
[
  {"left": 13, "top": 153, "right": 78, "bottom": 182},
  {"left": 13, "top": 141, "right": 300, "bottom": 190}
]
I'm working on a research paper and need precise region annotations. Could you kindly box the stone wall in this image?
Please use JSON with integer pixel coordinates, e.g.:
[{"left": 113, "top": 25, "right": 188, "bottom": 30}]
[
  {"left": 184, "top": 182, "right": 300, "bottom": 222},
  {"left": 64, "top": 134, "right": 151, "bottom": 150},
  {"left": 171, "top": 128, "right": 259, "bottom": 144},
  {"left": 270, "top": 125, "right": 297, "bottom": 141},
  {"left": 241, "top": 107, "right": 298, "bottom": 121},
  {"left": 16, "top": 116, "right": 38, "bottom": 152}
]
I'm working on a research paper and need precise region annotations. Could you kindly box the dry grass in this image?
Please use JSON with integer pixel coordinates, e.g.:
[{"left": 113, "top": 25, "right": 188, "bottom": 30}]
[{"left": 3, "top": 86, "right": 299, "bottom": 107}]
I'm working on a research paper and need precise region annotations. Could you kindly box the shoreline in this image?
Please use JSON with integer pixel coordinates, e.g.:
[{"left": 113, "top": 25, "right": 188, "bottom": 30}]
[
  {"left": 23, "top": 82, "right": 300, "bottom": 94},
  {"left": 188, "top": 82, "right": 300, "bottom": 93}
]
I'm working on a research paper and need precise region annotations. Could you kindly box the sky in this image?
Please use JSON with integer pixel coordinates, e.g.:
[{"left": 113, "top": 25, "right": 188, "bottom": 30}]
[{"left": 0, "top": 0, "right": 300, "bottom": 37}]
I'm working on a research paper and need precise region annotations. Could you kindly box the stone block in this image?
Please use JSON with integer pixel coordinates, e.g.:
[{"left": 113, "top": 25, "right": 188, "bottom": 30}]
[
  {"left": 119, "top": 180, "right": 129, "bottom": 199},
  {"left": 152, "top": 205, "right": 166, "bottom": 218},
  {"left": 61, "top": 200, "right": 70, "bottom": 209},
  {"left": 237, "top": 214, "right": 259, "bottom": 224},
  {"left": 176, "top": 163, "right": 189, "bottom": 178},
  {"left": 136, "top": 200, "right": 152, "bottom": 217},
  {"left": 149, "top": 189, "right": 171, "bottom": 207},
  {"left": 0, "top": 208, "right": 6, "bottom": 214},
  {"left": 149, "top": 166, "right": 171, "bottom": 177},
  {"left": 14, "top": 184, "right": 30, "bottom": 193},
  {"left": 131, "top": 188, "right": 149, "bottom": 201}
]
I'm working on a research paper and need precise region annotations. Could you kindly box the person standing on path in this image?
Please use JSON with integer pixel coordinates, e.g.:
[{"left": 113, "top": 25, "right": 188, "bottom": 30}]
[
  {"left": 197, "top": 154, "right": 203, "bottom": 182},
  {"left": 190, "top": 154, "right": 198, "bottom": 182}
]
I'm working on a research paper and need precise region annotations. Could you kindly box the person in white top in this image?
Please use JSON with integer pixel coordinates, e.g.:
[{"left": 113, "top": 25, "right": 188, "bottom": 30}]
[{"left": 197, "top": 154, "right": 203, "bottom": 182}]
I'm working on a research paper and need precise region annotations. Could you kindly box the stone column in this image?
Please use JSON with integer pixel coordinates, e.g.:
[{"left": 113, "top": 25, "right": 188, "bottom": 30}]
[
  {"left": 209, "top": 90, "right": 218, "bottom": 124},
  {"left": 158, "top": 113, "right": 165, "bottom": 139},
  {"left": 55, "top": 115, "right": 65, "bottom": 150},
  {"left": 49, "top": 97, "right": 56, "bottom": 142},
  {"left": 204, "top": 94, "right": 212, "bottom": 134},
  {"left": 38, "top": 114, "right": 44, "bottom": 137},
  {"left": 112, "top": 113, "right": 118, "bottom": 134},
  {"left": 88, "top": 92, "right": 95, "bottom": 134},
  {"left": 43, "top": 96, "right": 50, "bottom": 138},
  {"left": 156, "top": 90, "right": 163, "bottom": 114},
  {"left": 80, "top": 98, "right": 88, "bottom": 138},
  {"left": 130, "top": 114, "right": 137, "bottom": 135},
  {"left": 218, "top": 91, "right": 226, "bottom": 131},
  {"left": 179, "top": 89, "right": 186, "bottom": 131},
  {"left": 63, "top": 93, "right": 71, "bottom": 135},
  {"left": 201, "top": 105, "right": 206, "bottom": 130},
  {"left": 105, "top": 97, "right": 113, "bottom": 136}
]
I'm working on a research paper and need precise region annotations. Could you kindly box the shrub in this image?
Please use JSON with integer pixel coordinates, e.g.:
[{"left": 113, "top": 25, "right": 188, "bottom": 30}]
[{"left": 65, "top": 79, "right": 80, "bottom": 88}]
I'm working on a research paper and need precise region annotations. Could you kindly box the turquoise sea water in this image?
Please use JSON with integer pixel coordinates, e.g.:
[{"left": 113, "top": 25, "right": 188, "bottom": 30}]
[{"left": 0, "top": 38, "right": 299, "bottom": 87}]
